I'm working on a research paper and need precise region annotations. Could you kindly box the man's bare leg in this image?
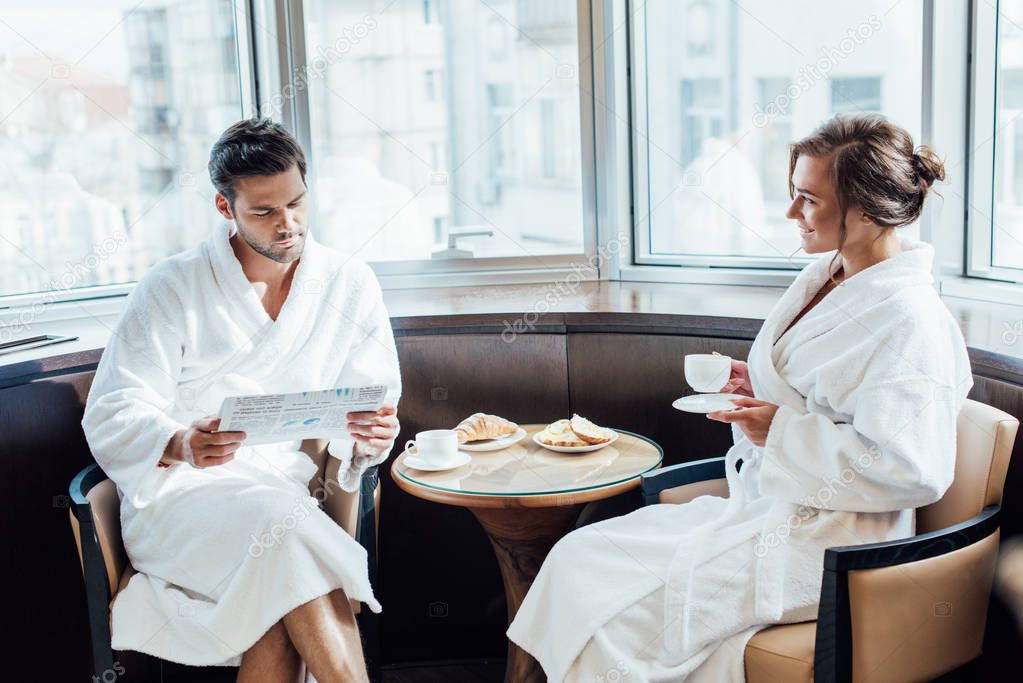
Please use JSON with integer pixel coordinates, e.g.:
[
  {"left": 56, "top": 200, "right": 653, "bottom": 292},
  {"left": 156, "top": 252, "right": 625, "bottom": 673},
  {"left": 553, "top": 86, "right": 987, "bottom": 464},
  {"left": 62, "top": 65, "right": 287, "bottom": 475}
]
[
  {"left": 282, "top": 588, "right": 368, "bottom": 683},
  {"left": 238, "top": 619, "right": 304, "bottom": 683}
]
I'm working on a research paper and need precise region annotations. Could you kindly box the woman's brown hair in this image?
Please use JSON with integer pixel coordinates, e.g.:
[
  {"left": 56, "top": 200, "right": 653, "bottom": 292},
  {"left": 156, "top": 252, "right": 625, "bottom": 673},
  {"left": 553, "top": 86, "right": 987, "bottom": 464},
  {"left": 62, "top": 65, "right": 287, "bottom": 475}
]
[{"left": 788, "top": 113, "right": 945, "bottom": 280}]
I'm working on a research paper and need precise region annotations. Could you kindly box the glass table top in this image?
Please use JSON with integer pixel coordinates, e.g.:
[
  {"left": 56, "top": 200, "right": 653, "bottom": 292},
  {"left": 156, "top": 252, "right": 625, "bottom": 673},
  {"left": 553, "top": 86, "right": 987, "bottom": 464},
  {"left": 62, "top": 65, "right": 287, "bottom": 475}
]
[{"left": 394, "top": 424, "right": 663, "bottom": 497}]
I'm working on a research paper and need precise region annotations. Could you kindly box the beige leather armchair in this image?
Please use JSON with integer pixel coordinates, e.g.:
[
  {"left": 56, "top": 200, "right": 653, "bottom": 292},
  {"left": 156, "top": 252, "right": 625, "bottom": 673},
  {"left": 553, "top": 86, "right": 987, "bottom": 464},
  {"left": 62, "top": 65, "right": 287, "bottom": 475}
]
[
  {"left": 68, "top": 439, "right": 381, "bottom": 681},
  {"left": 641, "top": 398, "right": 1018, "bottom": 682}
]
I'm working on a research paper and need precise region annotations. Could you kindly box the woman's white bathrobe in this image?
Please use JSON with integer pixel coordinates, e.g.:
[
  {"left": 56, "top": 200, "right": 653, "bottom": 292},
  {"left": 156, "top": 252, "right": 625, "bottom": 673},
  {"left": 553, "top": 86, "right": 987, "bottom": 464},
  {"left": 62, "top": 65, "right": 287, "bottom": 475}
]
[
  {"left": 82, "top": 223, "right": 401, "bottom": 666},
  {"left": 507, "top": 237, "right": 974, "bottom": 682}
]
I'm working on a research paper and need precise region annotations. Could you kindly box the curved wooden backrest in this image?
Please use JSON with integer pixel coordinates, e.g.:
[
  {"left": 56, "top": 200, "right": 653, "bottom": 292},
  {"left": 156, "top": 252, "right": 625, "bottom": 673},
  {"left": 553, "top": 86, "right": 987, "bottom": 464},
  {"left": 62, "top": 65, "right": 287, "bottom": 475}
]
[
  {"left": 917, "top": 399, "right": 1019, "bottom": 533},
  {"left": 68, "top": 478, "right": 127, "bottom": 600}
]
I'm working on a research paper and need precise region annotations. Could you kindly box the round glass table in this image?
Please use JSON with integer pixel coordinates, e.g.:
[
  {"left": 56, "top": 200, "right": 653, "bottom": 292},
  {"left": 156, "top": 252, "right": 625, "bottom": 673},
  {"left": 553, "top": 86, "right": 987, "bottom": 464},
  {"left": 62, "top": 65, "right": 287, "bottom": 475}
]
[{"left": 391, "top": 424, "right": 663, "bottom": 682}]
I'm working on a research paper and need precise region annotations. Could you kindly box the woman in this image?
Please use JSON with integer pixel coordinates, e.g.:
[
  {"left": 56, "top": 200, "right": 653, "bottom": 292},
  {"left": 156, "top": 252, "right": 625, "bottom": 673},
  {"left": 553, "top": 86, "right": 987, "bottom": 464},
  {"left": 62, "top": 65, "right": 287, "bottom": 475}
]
[{"left": 507, "top": 113, "right": 973, "bottom": 682}]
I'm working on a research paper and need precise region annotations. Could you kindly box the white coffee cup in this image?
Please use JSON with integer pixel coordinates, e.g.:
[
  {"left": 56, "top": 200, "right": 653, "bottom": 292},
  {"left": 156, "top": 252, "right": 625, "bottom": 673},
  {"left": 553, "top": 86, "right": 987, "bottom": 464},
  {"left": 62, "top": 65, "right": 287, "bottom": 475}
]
[
  {"left": 685, "top": 353, "right": 731, "bottom": 393},
  {"left": 405, "top": 429, "right": 459, "bottom": 465}
]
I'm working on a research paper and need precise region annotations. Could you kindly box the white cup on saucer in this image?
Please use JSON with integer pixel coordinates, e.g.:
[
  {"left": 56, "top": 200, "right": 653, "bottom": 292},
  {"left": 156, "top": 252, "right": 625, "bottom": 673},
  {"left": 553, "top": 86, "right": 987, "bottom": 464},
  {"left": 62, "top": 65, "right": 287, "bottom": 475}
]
[
  {"left": 684, "top": 353, "right": 731, "bottom": 393},
  {"left": 405, "top": 429, "right": 459, "bottom": 468}
]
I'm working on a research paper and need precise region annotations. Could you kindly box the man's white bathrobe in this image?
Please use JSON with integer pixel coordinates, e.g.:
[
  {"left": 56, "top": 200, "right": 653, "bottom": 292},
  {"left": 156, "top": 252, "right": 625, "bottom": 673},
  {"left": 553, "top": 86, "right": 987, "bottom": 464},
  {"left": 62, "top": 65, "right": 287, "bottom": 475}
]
[
  {"left": 507, "top": 237, "right": 973, "bottom": 682},
  {"left": 82, "top": 223, "right": 401, "bottom": 666}
]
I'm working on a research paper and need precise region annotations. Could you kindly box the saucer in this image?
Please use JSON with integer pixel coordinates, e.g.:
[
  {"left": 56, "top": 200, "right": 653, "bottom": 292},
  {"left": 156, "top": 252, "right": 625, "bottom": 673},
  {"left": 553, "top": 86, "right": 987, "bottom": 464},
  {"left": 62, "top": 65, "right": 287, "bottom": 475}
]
[
  {"left": 404, "top": 452, "right": 472, "bottom": 471},
  {"left": 672, "top": 393, "right": 746, "bottom": 414},
  {"left": 458, "top": 426, "right": 527, "bottom": 452}
]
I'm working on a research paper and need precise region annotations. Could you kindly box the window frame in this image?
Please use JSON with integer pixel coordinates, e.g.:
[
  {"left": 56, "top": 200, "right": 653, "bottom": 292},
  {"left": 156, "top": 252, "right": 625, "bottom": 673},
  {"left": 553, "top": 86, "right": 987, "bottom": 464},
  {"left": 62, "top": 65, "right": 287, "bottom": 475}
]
[
  {"left": 965, "top": 0, "right": 1023, "bottom": 285},
  {"left": 625, "top": 0, "right": 812, "bottom": 281},
  {"left": 621, "top": 0, "right": 943, "bottom": 286},
  {"left": 0, "top": 0, "right": 259, "bottom": 313},
  {"left": 9, "top": 0, "right": 1023, "bottom": 320},
  {"left": 263, "top": 0, "right": 602, "bottom": 286}
]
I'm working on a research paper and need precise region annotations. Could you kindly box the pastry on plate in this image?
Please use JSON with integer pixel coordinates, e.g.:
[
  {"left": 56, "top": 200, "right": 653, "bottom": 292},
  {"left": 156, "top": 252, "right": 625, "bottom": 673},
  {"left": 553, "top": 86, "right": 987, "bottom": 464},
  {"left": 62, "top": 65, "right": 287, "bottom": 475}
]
[
  {"left": 569, "top": 414, "right": 615, "bottom": 444},
  {"left": 454, "top": 412, "right": 518, "bottom": 443},
  {"left": 537, "top": 418, "right": 589, "bottom": 447}
]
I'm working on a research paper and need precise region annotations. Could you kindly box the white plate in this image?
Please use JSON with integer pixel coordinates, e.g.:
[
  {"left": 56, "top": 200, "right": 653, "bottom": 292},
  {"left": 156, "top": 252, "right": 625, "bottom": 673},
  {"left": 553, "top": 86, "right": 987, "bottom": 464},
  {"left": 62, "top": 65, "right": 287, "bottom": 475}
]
[
  {"left": 532, "top": 430, "right": 619, "bottom": 453},
  {"left": 672, "top": 393, "right": 746, "bottom": 414},
  {"left": 458, "top": 426, "right": 527, "bottom": 452},
  {"left": 404, "top": 452, "right": 472, "bottom": 471}
]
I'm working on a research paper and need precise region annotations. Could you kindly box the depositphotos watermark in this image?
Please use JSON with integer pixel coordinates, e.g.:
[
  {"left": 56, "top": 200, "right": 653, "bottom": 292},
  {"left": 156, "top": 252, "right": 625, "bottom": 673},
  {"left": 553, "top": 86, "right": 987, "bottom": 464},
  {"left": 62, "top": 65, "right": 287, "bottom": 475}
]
[
  {"left": 752, "top": 15, "right": 882, "bottom": 128},
  {"left": 1003, "top": 320, "right": 1023, "bottom": 346},
  {"left": 754, "top": 444, "right": 883, "bottom": 557},
  {"left": 247, "top": 475, "right": 346, "bottom": 557},
  {"left": 269, "top": 16, "right": 378, "bottom": 111},
  {"left": 92, "top": 661, "right": 126, "bottom": 683},
  {"left": 595, "top": 660, "right": 631, "bottom": 683}
]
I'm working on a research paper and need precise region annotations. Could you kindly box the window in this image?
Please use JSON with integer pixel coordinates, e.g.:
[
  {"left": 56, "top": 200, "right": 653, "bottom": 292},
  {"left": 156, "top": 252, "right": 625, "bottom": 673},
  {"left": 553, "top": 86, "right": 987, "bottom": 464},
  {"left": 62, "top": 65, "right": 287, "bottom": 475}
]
[
  {"left": 680, "top": 79, "right": 724, "bottom": 169},
  {"left": 424, "top": 69, "right": 442, "bottom": 101},
  {"left": 0, "top": 0, "right": 244, "bottom": 299},
  {"left": 633, "top": 0, "right": 923, "bottom": 266},
  {"left": 428, "top": 141, "right": 445, "bottom": 170},
  {"left": 967, "top": 0, "right": 1023, "bottom": 283},
  {"left": 423, "top": 0, "right": 441, "bottom": 25},
  {"left": 830, "top": 76, "right": 882, "bottom": 113},
  {"left": 486, "top": 84, "right": 515, "bottom": 181},
  {"left": 541, "top": 100, "right": 557, "bottom": 179},
  {"left": 755, "top": 78, "right": 792, "bottom": 204},
  {"left": 685, "top": 1, "right": 716, "bottom": 57},
  {"left": 301, "top": 0, "right": 586, "bottom": 265}
]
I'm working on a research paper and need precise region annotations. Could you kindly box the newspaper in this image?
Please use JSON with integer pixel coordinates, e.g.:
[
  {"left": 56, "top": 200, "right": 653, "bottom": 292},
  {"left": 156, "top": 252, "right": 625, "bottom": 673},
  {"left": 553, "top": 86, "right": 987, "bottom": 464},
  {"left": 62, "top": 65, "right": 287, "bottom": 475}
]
[{"left": 217, "top": 384, "right": 386, "bottom": 445}]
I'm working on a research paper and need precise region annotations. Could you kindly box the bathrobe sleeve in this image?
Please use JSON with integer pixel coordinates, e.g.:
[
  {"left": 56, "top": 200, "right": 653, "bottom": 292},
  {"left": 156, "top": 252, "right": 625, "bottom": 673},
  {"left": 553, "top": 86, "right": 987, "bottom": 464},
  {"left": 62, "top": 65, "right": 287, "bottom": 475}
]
[
  {"left": 759, "top": 317, "right": 970, "bottom": 513},
  {"left": 326, "top": 266, "right": 402, "bottom": 492},
  {"left": 82, "top": 269, "right": 188, "bottom": 507}
]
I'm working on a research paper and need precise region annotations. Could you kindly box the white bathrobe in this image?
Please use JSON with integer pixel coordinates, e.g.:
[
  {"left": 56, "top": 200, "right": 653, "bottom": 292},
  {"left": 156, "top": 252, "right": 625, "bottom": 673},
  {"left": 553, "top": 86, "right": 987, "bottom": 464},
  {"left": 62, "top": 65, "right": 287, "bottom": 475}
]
[
  {"left": 82, "top": 222, "right": 401, "bottom": 666},
  {"left": 507, "top": 236, "right": 973, "bottom": 682}
]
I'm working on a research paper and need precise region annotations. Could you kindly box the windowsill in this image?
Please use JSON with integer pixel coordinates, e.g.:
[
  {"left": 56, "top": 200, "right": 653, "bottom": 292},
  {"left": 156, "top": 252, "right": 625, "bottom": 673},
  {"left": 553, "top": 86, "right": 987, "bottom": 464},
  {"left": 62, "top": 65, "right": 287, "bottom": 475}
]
[
  {"left": 939, "top": 275, "right": 1023, "bottom": 304},
  {"left": 1, "top": 279, "right": 1021, "bottom": 379}
]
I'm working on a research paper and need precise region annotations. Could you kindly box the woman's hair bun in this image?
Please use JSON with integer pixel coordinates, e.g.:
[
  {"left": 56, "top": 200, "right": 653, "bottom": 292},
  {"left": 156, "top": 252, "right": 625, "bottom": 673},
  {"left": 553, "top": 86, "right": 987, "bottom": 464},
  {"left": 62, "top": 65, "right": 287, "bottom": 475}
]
[{"left": 912, "top": 145, "right": 945, "bottom": 188}]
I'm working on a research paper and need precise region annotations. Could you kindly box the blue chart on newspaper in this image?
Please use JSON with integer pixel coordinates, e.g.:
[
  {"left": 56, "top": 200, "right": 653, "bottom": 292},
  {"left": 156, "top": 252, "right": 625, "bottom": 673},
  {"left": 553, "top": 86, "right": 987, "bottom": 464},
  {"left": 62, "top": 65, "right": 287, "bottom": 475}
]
[{"left": 217, "top": 385, "right": 387, "bottom": 444}]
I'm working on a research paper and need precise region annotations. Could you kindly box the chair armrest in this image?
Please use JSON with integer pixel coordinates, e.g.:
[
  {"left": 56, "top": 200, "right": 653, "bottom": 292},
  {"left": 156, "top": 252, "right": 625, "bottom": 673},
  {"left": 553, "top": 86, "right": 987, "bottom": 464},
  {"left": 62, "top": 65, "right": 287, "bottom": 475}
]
[
  {"left": 356, "top": 465, "right": 381, "bottom": 675},
  {"left": 823, "top": 505, "right": 1000, "bottom": 572},
  {"left": 815, "top": 506, "right": 1001, "bottom": 683},
  {"left": 69, "top": 462, "right": 107, "bottom": 521},
  {"left": 640, "top": 456, "right": 726, "bottom": 506}
]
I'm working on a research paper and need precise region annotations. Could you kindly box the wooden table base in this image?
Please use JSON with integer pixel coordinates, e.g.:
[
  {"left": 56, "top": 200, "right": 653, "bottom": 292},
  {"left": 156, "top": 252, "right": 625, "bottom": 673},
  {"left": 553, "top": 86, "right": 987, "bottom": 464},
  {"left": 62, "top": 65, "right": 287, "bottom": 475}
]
[{"left": 469, "top": 504, "right": 584, "bottom": 683}]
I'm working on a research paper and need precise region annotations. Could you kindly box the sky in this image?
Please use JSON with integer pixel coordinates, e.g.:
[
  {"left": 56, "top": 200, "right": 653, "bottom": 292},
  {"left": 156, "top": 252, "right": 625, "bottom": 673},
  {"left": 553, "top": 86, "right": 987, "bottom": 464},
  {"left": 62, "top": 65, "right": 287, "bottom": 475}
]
[{"left": 1, "top": 1, "right": 158, "bottom": 82}]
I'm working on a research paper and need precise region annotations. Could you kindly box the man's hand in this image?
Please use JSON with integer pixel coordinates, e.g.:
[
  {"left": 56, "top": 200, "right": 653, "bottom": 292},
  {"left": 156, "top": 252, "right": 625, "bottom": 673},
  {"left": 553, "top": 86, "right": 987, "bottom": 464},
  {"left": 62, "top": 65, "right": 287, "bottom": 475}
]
[
  {"left": 347, "top": 404, "right": 399, "bottom": 460},
  {"left": 706, "top": 397, "right": 779, "bottom": 447},
  {"left": 161, "top": 415, "right": 246, "bottom": 469}
]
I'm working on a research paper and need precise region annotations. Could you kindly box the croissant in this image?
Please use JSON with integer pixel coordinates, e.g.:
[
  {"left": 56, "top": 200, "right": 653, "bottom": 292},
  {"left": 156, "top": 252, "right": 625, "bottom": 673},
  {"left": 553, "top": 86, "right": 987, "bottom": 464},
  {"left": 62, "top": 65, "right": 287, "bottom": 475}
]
[{"left": 455, "top": 413, "right": 518, "bottom": 443}]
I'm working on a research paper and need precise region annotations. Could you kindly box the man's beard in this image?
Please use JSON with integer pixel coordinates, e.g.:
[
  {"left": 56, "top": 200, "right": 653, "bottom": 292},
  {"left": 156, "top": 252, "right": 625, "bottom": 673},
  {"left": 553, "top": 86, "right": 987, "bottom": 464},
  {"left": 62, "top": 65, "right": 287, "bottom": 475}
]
[{"left": 236, "top": 224, "right": 305, "bottom": 263}]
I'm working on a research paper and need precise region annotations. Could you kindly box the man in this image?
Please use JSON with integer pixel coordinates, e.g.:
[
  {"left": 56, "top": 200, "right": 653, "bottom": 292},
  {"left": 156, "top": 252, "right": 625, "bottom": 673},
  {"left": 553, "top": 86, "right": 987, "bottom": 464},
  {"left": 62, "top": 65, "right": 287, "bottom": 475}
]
[{"left": 82, "top": 118, "right": 401, "bottom": 682}]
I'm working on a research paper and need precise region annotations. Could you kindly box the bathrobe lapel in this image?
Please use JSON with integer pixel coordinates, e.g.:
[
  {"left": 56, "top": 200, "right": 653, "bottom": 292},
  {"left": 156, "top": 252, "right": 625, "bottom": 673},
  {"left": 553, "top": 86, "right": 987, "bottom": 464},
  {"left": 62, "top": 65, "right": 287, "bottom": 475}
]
[
  {"left": 750, "top": 238, "right": 935, "bottom": 412},
  {"left": 207, "top": 223, "right": 330, "bottom": 382}
]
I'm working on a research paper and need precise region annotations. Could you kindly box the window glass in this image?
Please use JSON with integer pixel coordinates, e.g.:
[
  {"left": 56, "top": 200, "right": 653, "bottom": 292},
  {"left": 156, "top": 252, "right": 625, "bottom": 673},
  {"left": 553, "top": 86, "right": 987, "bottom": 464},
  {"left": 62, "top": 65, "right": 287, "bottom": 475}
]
[
  {"left": 302, "top": 0, "right": 584, "bottom": 263},
  {"left": 640, "top": 0, "right": 922, "bottom": 260},
  {"left": 0, "top": 0, "right": 243, "bottom": 298},
  {"left": 992, "top": 1, "right": 1023, "bottom": 271}
]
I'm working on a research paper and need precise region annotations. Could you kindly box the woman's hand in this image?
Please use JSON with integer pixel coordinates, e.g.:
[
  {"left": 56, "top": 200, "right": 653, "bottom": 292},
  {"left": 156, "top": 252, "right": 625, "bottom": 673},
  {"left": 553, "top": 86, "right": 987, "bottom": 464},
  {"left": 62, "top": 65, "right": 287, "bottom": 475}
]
[
  {"left": 706, "top": 397, "right": 779, "bottom": 447},
  {"left": 715, "top": 351, "right": 753, "bottom": 397},
  {"left": 348, "top": 404, "right": 400, "bottom": 460}
]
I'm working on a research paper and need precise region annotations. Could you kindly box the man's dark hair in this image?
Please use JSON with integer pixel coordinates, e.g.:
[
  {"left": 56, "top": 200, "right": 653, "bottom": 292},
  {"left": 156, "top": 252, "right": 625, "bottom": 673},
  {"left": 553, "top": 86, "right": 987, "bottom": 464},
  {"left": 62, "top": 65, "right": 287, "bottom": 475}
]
[{"left": 208, "top": 118, "right": 307, "bottom": 207}]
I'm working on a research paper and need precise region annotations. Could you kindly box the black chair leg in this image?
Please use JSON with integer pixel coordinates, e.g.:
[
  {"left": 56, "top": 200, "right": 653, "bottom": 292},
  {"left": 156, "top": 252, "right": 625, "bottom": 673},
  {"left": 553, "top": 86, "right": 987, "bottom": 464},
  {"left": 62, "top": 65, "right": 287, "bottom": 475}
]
[
  {"left": 932, "top": 658, "right": 980, "bottom": 682},
  {"left": 358, "top": 466, "right": 381, "bottom": 682}
]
